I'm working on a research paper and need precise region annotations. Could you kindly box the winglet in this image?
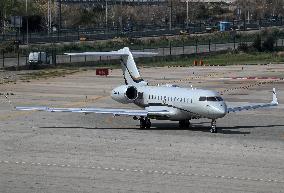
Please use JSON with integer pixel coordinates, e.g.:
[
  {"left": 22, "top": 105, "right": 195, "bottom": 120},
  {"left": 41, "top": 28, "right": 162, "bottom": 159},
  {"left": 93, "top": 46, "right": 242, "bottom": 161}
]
[{"left": 272, "top": 88, "right": 278, "bottom": 105}]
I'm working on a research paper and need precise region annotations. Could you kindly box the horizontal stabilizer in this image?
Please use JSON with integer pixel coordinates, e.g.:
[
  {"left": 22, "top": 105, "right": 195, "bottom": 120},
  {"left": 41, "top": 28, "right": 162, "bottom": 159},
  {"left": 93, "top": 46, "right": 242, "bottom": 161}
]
[{"left": 65, "top": 47, "right": 157, "bottom": 57}]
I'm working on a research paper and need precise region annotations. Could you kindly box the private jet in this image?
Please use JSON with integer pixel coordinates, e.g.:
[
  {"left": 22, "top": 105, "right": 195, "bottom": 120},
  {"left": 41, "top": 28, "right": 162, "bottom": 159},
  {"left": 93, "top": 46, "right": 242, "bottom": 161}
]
[{"left": 16, "top": 47, "right": 278, "bottom": 133}]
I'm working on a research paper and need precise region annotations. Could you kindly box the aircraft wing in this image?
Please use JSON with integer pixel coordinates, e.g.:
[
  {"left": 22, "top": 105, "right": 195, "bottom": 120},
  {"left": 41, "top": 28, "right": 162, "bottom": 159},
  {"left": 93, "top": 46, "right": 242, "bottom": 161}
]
[
  {"left": 227, "top": 88, "right": 278, "bottom": 113},
  {"left": 15, "top": 106, "right": 170, "bottom": 117}
]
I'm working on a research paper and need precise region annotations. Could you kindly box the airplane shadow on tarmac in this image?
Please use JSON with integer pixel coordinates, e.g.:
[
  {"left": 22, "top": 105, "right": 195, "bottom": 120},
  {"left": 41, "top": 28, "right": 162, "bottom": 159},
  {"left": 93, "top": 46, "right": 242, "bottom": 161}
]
[
  {"left": 148, "top": 123, "right": 252, "bottom": 135},
  {"left": 39, "top": 122, "right": 284, "bottom": 135},
  {"left": 40, "top": 123, "right": 284, "bottom": 134}
]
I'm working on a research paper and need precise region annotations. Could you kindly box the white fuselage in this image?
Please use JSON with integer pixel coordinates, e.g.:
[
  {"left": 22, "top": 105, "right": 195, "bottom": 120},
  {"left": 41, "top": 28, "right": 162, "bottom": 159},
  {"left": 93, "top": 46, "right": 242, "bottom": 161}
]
[{"left": 111, "top": 85, "right": 227, "bottom": 121}]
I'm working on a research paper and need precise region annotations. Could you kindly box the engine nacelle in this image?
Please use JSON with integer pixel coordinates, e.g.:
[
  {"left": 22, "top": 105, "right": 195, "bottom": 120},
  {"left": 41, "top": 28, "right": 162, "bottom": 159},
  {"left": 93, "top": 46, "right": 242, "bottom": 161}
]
[{"left": 111, "top": 85, "right": 138, "bottom": 104}]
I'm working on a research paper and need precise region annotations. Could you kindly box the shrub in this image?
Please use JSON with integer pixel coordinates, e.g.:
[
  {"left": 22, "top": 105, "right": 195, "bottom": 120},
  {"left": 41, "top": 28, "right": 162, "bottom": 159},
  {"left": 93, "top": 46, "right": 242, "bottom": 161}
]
[
  {"left": 262, "top": 35, "right": 276, "bottom": 51},
  {"left": 238, "top": 43, "right": 249, "bottom": 52},
  {"left": 252, "top": 34, "right": 262, "bottom": 52}
]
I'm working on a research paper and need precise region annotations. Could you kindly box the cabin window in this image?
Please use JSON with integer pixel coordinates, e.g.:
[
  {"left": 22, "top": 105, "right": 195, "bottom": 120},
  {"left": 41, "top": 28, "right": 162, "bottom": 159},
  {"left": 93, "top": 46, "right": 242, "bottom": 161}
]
[{"left": 199, "top": 97, "right": 206, "bottom": 101}]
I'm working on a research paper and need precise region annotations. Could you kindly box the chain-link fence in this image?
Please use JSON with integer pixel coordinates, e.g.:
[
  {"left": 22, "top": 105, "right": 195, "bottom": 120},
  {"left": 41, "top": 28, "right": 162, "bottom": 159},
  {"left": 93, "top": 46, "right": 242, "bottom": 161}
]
[
  {"left": 1, "top": 18, "right": 283, "bottom": 44},
  {"left": 1, "top": 37, "right": 284, "bottom": 70}
]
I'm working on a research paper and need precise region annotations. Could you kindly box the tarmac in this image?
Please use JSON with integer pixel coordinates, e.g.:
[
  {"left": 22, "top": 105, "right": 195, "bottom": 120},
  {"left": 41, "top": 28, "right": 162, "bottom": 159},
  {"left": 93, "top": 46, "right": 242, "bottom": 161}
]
[{"left": 0, "top": 64, "right": 284, "bottom": 193}]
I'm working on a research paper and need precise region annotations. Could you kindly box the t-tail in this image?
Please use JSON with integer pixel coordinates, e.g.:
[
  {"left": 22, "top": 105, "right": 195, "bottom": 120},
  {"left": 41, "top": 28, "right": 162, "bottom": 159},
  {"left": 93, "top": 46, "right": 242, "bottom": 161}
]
[{"left": 65, "top": 47, "right": 157, "bottom": 86}]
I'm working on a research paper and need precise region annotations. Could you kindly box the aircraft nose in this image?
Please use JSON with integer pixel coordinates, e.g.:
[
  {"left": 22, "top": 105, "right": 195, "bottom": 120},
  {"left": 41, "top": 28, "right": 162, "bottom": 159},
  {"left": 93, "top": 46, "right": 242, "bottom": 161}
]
[
  {"left": 207, "top": 103, "right": 227, "bottom": 118},
  {"left": 215, "top": 104, "right": 227, "bottom": 117},
  {"left": 216, "top": 106, "right": 226, "bottom": 116}
]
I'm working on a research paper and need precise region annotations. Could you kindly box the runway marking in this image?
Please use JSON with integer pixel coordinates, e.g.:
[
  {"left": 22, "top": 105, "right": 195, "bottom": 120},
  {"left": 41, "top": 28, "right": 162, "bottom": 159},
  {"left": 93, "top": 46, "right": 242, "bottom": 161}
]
[{"left": 1, "top": 160, "right": 283, "bottom": 184}]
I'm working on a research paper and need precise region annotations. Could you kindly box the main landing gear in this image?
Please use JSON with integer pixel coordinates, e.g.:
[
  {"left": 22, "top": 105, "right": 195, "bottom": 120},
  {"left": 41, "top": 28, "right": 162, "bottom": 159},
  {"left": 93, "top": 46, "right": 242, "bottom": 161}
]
[
  {"left": 210, "top": 119, "right": 217, "bottom": 133},
  {"left": 179, "top": 120, "right": 191, "bottom": 128},
  {"left": 138, "top": 117, "right": 151, "bottom": 129}
]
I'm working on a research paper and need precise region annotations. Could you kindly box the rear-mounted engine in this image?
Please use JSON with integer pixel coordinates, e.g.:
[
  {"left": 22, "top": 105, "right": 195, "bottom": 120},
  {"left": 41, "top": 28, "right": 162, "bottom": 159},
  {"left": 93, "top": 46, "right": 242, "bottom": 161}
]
[{"left": 111, "top": 85, "right": 139, "bottom": 103}]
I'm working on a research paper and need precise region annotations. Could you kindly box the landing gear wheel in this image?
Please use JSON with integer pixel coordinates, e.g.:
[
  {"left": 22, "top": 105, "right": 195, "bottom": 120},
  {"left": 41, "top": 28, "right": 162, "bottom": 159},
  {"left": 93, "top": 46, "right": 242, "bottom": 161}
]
[
  {"left": 140, "top": 117, "right": 146, "bottom": 129},
  {"left": 210, "top": 120, "right": 217, "bottom": 133},
  {"left": 145, "top": 118, "right": 151, "bottom": 129},
  {"left": 139, "top": 117, "right": 151, "bottom": 129},
  {"left": 179, "top": 120, "right": 191, "bottom": 128}
]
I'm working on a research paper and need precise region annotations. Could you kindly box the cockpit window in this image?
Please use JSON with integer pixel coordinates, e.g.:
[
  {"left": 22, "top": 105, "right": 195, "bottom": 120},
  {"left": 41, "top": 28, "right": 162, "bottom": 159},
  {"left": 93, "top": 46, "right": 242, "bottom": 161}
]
[
  {"left": 216, "top": 96, "right": 223, "bottom": 101},
  {"left": 207, "top": 97, "right": 218, "bottom": 101},
  {"left": 199, "top": 96, "right": 223, "bottom": 102}
]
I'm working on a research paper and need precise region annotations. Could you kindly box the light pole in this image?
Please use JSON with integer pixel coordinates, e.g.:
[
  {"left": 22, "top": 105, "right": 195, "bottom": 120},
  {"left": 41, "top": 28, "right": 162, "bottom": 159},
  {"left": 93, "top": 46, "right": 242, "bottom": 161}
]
[
  {"left": 48, "top": 0, "right": 51, "bottom": 34},
  {"left": 186, "top": 0, "right": 189, "bottom": 28},
  {"left": 169, "top": 0, "right": 172, "bottom": 30},
  {"left": 26, "top": 0, "right": 29, "bottom": 45},
  {"left": 105, "top": 0, "right": 108, "bottom": 32}
]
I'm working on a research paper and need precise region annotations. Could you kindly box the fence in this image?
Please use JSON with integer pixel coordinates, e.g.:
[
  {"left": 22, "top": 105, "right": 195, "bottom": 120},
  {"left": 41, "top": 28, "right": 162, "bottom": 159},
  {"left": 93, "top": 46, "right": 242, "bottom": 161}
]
[
  {"left": 1, "top": 18, "right": 283, "bottom": 44},
  {"left": 1, "top": 38, "right": 284, "bottom": 70}
]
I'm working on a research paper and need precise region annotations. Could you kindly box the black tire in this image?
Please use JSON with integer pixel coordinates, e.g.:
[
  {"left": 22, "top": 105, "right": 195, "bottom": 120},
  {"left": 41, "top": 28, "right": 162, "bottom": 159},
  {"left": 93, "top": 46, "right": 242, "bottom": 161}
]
[
  {"left": 140, "top": 119, "right": 146, "bottom": 129},
  {"left": 179, "top": 120, "right": 190, "bottom": 128},
  {"left": 210, "top": 127, "right": 217, "bottom": 133},
  {"left": 179, "top": 120, "right": 184, "bottom": 128}
]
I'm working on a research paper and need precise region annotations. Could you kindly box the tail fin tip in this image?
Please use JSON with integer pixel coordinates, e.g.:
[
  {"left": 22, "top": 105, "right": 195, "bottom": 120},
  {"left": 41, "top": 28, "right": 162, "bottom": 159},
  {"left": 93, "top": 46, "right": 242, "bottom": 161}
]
[{"left": 272, "top": 88, "right": 278, "bottom": 105}]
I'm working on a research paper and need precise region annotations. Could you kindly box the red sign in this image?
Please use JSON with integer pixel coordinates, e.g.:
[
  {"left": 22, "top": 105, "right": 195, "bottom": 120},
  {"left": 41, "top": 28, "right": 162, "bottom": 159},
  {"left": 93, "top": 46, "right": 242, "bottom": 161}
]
[{"left": 96, "top": 68, "right": 109, "bottom": 76}]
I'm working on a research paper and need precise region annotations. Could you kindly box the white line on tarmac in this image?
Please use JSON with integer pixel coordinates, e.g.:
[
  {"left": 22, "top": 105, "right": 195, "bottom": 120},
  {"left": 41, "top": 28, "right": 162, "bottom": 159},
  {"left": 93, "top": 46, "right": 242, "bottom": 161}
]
[{"left": 0, "top": 160, "right": 283, "bottom": 184}]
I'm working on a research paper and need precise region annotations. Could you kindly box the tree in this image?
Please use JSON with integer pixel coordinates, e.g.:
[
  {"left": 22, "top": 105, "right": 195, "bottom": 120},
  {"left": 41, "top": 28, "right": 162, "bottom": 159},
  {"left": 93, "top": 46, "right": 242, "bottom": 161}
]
[
  {"left": 262, "top": 35, "right": 276, "bottom": 51},
  {"left": 252, "top": 34, "right": 262, "bottom": 51}
]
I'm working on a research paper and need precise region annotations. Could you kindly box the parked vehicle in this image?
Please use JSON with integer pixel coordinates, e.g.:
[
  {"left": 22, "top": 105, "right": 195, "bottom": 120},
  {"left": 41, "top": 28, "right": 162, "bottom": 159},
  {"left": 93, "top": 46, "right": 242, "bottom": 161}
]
[{"left": 28, "top": 52, "right": 50, "bottom": 65}]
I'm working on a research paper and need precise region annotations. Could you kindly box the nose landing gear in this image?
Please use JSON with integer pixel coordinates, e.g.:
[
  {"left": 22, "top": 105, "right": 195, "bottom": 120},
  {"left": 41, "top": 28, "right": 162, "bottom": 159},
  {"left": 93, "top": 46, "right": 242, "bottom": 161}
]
[
  {"left": 138, "top": 117, "right": 151, "bottom": 129},
  {"left": 210, "top": 119, "right": 217, "bottom": 133}
]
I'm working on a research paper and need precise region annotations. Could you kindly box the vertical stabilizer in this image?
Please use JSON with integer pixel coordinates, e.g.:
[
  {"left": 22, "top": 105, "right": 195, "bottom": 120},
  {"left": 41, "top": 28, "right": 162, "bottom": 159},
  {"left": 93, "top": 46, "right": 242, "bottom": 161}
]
[
  {"left": 119, "top": 47, "right": 147, "bottom": 86},
  {"left": 65, "top": 47, "right": 157, "bottom": 86}
]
